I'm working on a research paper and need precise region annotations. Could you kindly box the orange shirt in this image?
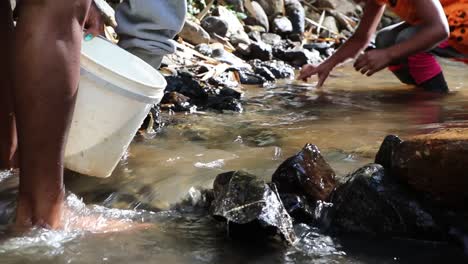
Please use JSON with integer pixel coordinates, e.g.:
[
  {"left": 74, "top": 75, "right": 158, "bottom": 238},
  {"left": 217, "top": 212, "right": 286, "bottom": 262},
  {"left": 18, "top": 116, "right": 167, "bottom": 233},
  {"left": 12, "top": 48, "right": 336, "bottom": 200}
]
[{"left": 375, "top": 0, "right": 468, "bottom": 54}]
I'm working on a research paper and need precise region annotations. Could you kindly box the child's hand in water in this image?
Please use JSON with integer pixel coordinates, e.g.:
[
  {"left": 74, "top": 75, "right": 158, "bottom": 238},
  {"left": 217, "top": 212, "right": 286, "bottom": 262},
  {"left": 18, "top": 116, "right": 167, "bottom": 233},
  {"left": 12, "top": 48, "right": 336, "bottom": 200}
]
[
  {"left": 354, "top": 49, "right": 393, "bottom": 76},
  {"left": 297, "top": 63, "right": 333, "bottom": 88}
]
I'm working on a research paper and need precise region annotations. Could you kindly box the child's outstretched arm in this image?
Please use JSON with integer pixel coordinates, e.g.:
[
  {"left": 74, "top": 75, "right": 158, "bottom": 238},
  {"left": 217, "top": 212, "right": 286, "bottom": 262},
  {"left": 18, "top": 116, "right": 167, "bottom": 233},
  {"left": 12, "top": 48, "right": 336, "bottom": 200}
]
[
  {"left": 298, "top": 1, "right": 385, "bottom": 87},
  {"left": 354, "top": 0, "right": 449, "bottom": 76}
]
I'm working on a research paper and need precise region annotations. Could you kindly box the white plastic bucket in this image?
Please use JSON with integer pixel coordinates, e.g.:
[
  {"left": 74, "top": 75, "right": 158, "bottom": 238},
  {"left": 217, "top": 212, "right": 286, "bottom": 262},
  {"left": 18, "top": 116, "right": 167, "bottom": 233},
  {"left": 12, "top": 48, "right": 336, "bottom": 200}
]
[{"left": 64, "top": 37, "right": 166, "bottom": 178}]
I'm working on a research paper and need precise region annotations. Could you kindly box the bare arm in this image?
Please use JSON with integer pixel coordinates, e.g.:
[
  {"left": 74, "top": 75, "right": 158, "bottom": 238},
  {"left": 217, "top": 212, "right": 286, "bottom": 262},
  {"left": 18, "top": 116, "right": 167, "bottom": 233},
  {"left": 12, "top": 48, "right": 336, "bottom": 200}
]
[
  {"left": 324, "top": 2, "right": 385, "bottom": 68},
  {"left": 386, "top": 0, "right": 449, "bottom": 61},
  {"left": 354, "top": 0, "right": 449, "bottom": 76},
  {"left": 298, "top": 2, "right": 385, "bottom": 86}
]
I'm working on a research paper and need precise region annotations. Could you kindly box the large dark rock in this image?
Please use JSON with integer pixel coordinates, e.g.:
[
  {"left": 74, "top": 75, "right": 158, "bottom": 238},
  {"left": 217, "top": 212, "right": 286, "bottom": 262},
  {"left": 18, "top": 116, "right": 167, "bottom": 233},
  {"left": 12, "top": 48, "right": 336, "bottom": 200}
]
[
  {"left": 329, "top": 164, "right": 444, "bottom": 240},
  {"left": 377, "top": 129, "right": 468, "bottom": 209},
  {"left": 165, "top": 72, "right": 209, "bottom": 101},
  {"left": 272, "top": 144, "right": 337, "bottom": 203},
  {"left": 284, "top": 0, "right": 305, "bottom": 35},
  {"left": 212, "top": 171, "right": 296, "bottom": 243},
  {"left": 201, "top": 16, "right": 229, "bottom": 37}
]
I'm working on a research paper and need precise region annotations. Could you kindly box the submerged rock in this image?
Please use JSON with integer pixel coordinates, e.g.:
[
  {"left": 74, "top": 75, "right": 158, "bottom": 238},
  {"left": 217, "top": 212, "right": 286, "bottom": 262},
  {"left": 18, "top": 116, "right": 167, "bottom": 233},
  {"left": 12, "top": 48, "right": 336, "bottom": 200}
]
[
  {"left": 212, "top": 171, "right": 296, "bottom": 243},
  {"left": 379, "top": 129, "right": 468, "bottom": 208},
  {"left": 329, "top": 164, "right": 443, "bottom": 240},
  {"left": 272, "top": 144, "right": 337, "bottom": 203}
]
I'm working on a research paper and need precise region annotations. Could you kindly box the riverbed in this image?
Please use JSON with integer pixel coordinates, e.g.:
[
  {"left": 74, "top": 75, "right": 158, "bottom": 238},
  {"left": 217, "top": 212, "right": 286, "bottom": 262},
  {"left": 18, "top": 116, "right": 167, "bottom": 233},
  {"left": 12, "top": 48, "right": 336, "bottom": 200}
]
[{"left": 1, "top": 60, "right": 468, "bottom": 263}]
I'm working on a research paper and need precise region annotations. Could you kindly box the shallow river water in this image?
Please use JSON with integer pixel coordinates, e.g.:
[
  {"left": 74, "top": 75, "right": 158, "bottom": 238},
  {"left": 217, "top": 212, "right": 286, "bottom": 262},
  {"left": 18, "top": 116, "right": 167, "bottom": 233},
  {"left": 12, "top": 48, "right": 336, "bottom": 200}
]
[{"left": 1, "top": 60, "right": 468, "bottom": 263}]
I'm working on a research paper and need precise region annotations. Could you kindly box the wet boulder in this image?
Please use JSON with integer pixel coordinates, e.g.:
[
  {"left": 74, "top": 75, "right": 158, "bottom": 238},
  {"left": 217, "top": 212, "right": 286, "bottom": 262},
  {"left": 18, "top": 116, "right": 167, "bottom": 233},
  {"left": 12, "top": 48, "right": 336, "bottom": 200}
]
[
  {"left": 272, "top": 144, "right": 337, "bottom": 203},
  {"left": 378, "top": 129, "right": 468, "bottom": 208},
  {"left": 374, "top": 135, "right": 403, "bottom": 170},
  {"left": 212, "top": 171, "right": 296, "bottom": 243},
  {"left": 329, "top": 164, "right": 443, "bottom": 240}
]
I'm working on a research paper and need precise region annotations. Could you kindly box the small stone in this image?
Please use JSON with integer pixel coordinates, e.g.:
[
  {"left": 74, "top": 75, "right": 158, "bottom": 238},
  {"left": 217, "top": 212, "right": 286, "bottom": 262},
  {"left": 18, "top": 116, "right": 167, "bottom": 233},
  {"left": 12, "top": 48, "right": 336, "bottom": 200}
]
[
  {"left": 179, "top": 20, "right": 211, "bottom": 45},
  {"left": 272, "top": 16, "right": 293, "bottom": 35},
  {"left": 201, "top": 16, "right": 229, "bottom": 37}
]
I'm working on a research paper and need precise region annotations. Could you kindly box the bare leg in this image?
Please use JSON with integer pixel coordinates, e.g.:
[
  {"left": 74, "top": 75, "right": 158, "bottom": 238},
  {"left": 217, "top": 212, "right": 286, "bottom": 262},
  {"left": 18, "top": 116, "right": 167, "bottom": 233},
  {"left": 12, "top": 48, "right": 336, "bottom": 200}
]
[
  {"left": 14, "top": 0, "right": 92, "bottom": 229},
  {"left": 0, "top": 1, "right": 17, "bottom": 169}
]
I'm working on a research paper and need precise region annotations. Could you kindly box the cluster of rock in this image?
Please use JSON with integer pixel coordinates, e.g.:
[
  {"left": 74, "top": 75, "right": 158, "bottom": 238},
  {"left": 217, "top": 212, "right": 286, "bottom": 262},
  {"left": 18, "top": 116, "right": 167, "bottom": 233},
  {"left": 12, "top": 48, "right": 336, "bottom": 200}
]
[
  {"left": 158, "top": 0, "right": 401, "bottom": 113},
  {"left": 177, "top": 128, "right": 468, "bottom": 251}
]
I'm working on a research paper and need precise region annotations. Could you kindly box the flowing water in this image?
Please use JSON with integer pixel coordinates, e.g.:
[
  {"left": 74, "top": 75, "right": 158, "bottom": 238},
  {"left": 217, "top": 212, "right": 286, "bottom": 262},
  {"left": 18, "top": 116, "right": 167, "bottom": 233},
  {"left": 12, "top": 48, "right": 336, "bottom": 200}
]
[{"left": 1, "top": 60, "right": 468, "bottom": 263}]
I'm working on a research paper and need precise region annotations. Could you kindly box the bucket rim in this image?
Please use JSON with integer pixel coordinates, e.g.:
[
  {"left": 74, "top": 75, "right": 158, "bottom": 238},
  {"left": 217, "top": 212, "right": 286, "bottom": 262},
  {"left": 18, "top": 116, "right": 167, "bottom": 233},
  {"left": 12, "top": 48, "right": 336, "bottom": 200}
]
[{"left": 81, "top": 36, "right": 167, "bottom": 91}]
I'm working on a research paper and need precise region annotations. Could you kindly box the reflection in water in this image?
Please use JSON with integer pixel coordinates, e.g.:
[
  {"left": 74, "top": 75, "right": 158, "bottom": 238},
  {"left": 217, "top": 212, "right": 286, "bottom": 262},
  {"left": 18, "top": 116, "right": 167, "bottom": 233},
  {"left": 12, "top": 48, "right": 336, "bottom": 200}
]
[{"left": 1, "top": 60, "right": 468, "bottom": 263}]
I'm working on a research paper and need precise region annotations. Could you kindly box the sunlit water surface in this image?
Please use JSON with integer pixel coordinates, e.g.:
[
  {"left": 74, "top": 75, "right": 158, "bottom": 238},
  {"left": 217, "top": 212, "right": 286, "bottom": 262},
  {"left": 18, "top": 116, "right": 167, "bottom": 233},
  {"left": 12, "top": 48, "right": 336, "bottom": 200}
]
[{"left": 1, "top": 61, "right": 468, "bottom": 263}]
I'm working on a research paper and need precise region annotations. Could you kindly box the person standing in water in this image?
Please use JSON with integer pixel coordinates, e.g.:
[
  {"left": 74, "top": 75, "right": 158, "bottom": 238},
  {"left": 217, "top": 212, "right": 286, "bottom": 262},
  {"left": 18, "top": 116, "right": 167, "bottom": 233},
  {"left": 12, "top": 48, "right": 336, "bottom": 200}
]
[
  {"left": 0, "top": 0, "right": 186, "bottom": 230},
  {"left": 298, "top": 0, "right": 468, "bottom": 93},
  {"left": 0, "top": 0, "right": 102, "bottom": 229}
]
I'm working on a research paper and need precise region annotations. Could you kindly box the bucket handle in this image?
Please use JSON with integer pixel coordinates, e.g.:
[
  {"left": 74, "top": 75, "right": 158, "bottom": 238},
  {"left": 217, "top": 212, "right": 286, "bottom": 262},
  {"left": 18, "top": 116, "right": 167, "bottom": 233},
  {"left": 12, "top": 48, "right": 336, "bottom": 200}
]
[{"left": 80, "top": 68, "right": 161, "bottom": 105}]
